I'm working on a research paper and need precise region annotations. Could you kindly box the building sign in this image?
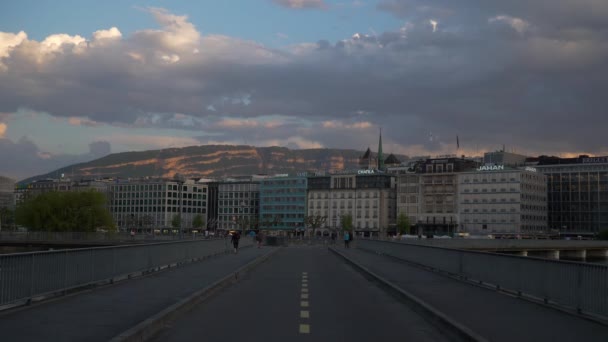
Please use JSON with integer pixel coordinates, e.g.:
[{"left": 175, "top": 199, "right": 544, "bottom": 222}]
[
  {"left": 477, "top": 165, "right": 505, "bottom": 171},
  {"left": 524, "top": 167, "right": 537, "bottom": 172},
  {"left": 582, "top": 157, "right": 608, "bottom": 164},
  {"left": 357, "top": 169, "right": 376, "bottom": 175}
]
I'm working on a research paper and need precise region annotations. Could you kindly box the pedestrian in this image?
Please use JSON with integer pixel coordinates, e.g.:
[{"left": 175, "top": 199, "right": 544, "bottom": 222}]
[
  {"left": 231, "top": 231, "right": 241, "bottom": 254},
  {"left": 256, "top": 230, "right": 263, "bottom": 248},
  {"left": 331, "top": 231, "right": 336, "bottom": 245},
  {"left": 130, "top": 229, "right": 135, "bottom": 239},
  {"left": 344, "top": 231, "right": 350, "bottom": 248}
]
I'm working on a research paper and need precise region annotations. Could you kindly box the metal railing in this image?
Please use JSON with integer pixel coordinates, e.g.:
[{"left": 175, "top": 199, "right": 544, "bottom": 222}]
[
  {"left": 0, "top": 231, "right": 209, "bottom": 243},
  {"left": 0, "top": 237, "right": 251, "bottom": 308},
  {"left": 357, "top": 239, "right": 608, "bottom": 320}
]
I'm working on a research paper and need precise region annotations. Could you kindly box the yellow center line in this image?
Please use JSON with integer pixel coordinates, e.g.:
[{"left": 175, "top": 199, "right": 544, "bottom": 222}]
[
  {"left": 301, "top": 293, "right": 309, "bottom": 299},
  {"left": 302, "top": 279, "right": 308, "bottom": 283},
  {"left": 302, "top": 283, "right": 308, "bottom": 288},
  {"left": 300, "top": 310, "right": 310, "bottom": 318},
  {"left": 301, "top": 301, "right": 309, "bottom": 307},
  {"left": 301, "top": 288, "right": 308, "bottom": 293},
  {"left": 299, "top": 324, "right": 310, "bottom": 334}
]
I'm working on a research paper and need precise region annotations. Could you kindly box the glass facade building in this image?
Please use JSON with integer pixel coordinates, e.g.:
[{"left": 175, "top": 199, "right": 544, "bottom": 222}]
[
  {"left": 531, "top": 156, "right": 608, "bottom": 234},
  {"left": 259, "top": 175, "right": 307, "bottom": 231}
]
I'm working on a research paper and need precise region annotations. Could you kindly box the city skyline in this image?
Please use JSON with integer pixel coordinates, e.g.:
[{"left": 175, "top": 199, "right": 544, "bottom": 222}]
[{"left": 1, "top": 1, "right": 608, "bottom": 179}]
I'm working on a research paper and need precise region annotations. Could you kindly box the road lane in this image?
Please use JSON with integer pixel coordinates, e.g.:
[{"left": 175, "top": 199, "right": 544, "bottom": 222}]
[{"left": 152, "top": 246, "right": 448, "bottom": 342}]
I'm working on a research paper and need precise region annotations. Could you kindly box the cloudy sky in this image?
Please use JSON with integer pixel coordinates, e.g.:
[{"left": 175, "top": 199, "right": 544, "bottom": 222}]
[{"left": 1, "top": 0, "right": 607, "bottom": 180}]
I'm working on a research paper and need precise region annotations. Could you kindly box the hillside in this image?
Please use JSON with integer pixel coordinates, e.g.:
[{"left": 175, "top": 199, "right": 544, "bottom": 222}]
[{"left": 21, "top": 145, "right": 407, "bottom": 183}]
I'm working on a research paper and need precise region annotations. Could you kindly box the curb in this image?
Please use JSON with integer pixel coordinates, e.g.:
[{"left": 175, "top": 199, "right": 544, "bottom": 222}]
[
  {"left": 329, "top": 247, "right": 488, "bottom": 342},
  {"left": 109, "top": 247, "right": 280, "bottom": 342}
]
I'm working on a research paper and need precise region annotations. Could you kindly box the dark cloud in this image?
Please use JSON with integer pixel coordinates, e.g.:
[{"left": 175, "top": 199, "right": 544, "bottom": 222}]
[
  {"left": 0, "top": 138, "right": 113, "bottom": 180},
  {"left": 0, "top": 4, "right": 607, "bottom": 158}
]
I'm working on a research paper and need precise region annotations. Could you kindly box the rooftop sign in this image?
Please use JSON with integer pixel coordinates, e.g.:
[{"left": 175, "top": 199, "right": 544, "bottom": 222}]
[
  {"left": 357, "top": 169, "right": 376, "bottom": 175},
  {"left": 582, "top": 157, "right": 608, "bottom": 164},
  {"left": 477, "top": 165, "right": 505, "bottom": 171}
]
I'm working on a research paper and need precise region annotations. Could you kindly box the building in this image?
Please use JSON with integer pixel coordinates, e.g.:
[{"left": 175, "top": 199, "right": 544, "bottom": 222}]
[
  {"left": 259, "top": 175, "right": 307, "bottom": 232},
  {"left": 395, "top": 157, "right": 479, "bottom": 235},
  {"left": 0, "top": 176, "right": 15, "bottom": 209},
  {"left": 484, "top": 151, "right": 528, "bottom": 166},
  {"left": 458, "top": 165, "right": 547, "bottom": 234},
  {"left": 307, "top": 171, "right": 396, "bottom": 237},
  {"left": 217, "top": 177, "right": 262, "bottom": 231},
  {"left": 527, "top": 155, "right": 608, "bottom": 235},
  {"left": 107, "top": 178, "right": 208, "bottom": 232}
]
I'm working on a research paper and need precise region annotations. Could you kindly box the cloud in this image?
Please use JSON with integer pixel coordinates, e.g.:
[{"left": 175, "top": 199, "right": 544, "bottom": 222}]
[
  {"left": 68, "top": 117, "right": 102, "bottom": 127},
  {"left": 489, "top": 15, "right": 529, "bottom": 34},
  {"left": 89, "top": 141, "right": 111, "bottom": 157},
  {"left": 272, "top": 0, "right": 327, "bottom": 9},
  {"left": 322, "top": 120, "right": 373, "bottom": 129},
  {"left": 0, "top": 4, "right": 608, "bottom": 161},
  {"left": 0, "top": 137, "right": 113, "bottom": 180}
]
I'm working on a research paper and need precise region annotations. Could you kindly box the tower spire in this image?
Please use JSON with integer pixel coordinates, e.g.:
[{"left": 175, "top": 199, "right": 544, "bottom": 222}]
[{"left": 378, "top": 128, "right": 385, "bottom": 170}]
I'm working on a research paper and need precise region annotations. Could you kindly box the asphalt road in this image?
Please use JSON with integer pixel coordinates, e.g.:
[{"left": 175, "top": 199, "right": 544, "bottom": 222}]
[{"left": 151, "top": 246, "right": 448, "bottom": 342}]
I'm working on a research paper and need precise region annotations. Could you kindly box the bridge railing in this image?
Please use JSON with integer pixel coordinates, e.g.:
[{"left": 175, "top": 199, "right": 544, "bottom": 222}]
[
  {"left": 358, "top": 239, "right": 608, "bottom": 321},
  {"left": 0, "top": 237, "right": 251, "bottom": 309},
  {"left": 0, "top": 231, "right": 207, "bottom": 243}
]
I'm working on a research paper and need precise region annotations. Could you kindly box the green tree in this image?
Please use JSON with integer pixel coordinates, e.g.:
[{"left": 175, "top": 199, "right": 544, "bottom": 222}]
[
  {"left": 397, "top": 213, "right": 411, "bottom": 235},
  {"left": 171, "top": 214, "right": 181, "bottom": 230},
  {"left": 598, "top": 229, "right": 608, "bottom": 240},
  {"left": 304, "top": 215, "right": 327, "bottom": 236},
  {"left": 15, "top": 190, "right": 115, "bottom": 232},
  {"left": 340, "top": 213, "right": 353, "bottom": 232},
  {"left": 192, "top": 214, "right": 205, "bottom": 230},
  {"left": 0, "top": 207, "right": 14, "bottom": 231}
]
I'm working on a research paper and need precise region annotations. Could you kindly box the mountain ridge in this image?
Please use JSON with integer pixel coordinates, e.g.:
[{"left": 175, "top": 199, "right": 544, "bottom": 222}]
[{"left": 20, "top": 144, "right": 408, "bottom": 184}]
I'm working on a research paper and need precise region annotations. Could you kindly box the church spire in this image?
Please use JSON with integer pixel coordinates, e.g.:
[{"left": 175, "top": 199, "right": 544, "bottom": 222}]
[{"left": 378, "top": 128, "right": 385, "bottom": 170}]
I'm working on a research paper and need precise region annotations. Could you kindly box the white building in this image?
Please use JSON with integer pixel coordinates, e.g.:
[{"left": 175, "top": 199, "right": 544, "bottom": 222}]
[
  {"left": 107, "top": 179, "right": 208, "bottom": 232},
  {"left": 307, "top": 171, "right": 396, "bottom": 237},
  {"left": 458, "top": 166, "right": 547, "bottom": 234}
]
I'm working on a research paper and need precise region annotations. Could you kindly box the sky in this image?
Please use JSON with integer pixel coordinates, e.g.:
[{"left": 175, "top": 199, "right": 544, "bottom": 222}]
[{"left": 1, "top": 0, "right": 608, "bottom": 180}]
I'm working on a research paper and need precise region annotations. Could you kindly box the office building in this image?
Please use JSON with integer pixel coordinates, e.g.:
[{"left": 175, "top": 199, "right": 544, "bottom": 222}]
[
  {"left": 107, "top": 178, "right": 208, "bottom": 232},
  {"left": 259, "top": 175, "right": 307, "bottom": 232},
  {"left": 217, "top": 177, "right": 262, "bottom": 231},
  {"left": 527, "top": 155, "right": 608, "bottom": 235},
  {"left": 458, "top": 166, "right": 547, "bottom": 234}
]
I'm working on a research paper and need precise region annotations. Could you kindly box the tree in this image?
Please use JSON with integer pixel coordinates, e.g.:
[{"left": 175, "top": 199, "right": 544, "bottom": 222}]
[
  {"left": 192, "top": 214, "right": 205, "bottom": 230},
  {"left": 397, "top": 213, "right": 411, "bottom": 235},
  {"left": 340, "top": 213, "right": 353, "bottom": 232},
  {"left": 142, "top": 215, "right": 154, "bottom": 231},
  {"left": 304, "top": 215, "right": 327, "bottom": 237},
  {"left": 0, "top": 207, "right": 14, "bottom": 231},
  {"left": 598, "top": 229, "right": 608, "bottom": 240},
  {"left": 171, "top": 214, "right": 181, "bottom": 230},
  {"left": 15, "top": 190, "right": 115, "bottom": 232}
]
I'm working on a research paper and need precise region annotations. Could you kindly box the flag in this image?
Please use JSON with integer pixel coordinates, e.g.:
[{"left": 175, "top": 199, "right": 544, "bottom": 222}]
[{"left": 457, "top": 135, "right": 460, "bottom": 149}]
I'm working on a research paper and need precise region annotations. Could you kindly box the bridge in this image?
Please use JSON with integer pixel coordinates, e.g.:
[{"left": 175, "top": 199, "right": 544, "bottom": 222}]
[
  {"left": 0, "top": 237, "right": 607, "bottom": 341},
  {"left": 392, "top": 238, "right": 608, "bottom": 260}
]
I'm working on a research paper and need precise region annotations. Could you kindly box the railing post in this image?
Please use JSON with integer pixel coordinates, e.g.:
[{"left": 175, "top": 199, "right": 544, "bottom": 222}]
[
  {"left": 29, "top": 253, "right": 35, "bottom": 302},
  {"left": 63, "top": 250, "right": 68, "bottom": 292},
  {"left": 575, "top": 265, "right": 583, "bottom": 314}
]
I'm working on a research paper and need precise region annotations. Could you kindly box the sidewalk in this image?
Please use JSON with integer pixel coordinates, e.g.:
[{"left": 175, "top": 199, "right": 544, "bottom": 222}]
[
  {"left": 337, "top": 247, "right": 608, "bottom": 342},
  {"left": 0, "top": 247, "right": 274, "bottom": 342}
]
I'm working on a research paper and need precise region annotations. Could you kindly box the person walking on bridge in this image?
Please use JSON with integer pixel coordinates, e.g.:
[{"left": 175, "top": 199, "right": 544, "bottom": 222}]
[
  {"left": 344, "top": 231, "right": 350, "bottom": 249},
  {"left": 231, "top": 231, "right": 241, "bottom": 254}
]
